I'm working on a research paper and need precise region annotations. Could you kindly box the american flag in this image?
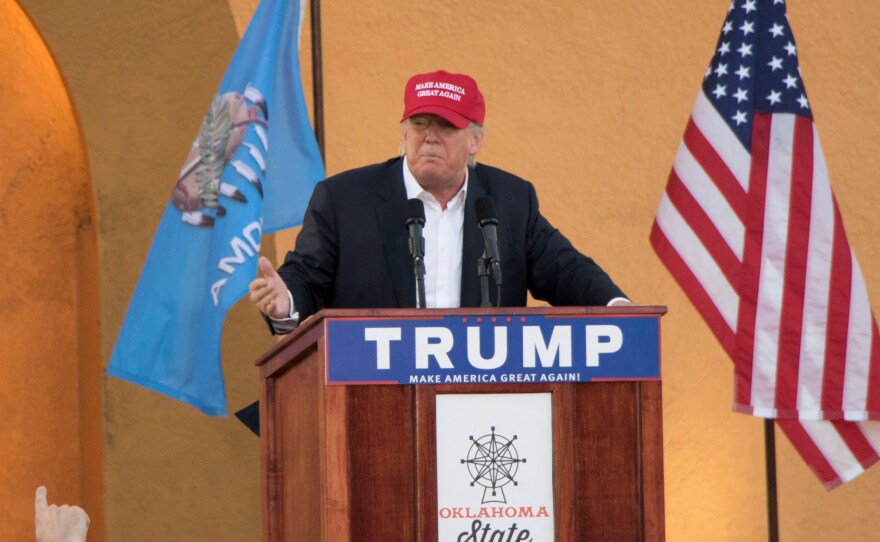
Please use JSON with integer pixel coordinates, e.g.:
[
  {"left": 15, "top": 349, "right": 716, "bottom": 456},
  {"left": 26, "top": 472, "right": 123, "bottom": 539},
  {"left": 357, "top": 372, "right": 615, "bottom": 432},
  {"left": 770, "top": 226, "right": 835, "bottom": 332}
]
[{"left": 651, "top": 0, "right": 880, "bottom": 488}]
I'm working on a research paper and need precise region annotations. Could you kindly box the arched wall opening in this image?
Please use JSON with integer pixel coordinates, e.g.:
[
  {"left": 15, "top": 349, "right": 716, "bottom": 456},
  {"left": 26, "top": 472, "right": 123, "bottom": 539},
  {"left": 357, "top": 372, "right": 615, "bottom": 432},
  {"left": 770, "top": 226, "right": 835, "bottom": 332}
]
[{"left": 0, "top": 2, "right": 102, "bottom": 540}]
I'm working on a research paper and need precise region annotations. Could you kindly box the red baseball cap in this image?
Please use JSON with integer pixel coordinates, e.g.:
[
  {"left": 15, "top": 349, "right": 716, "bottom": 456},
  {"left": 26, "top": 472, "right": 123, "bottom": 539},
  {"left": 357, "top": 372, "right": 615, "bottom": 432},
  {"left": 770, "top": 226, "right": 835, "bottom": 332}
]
[{"left": 401, "top": 70, "right": 485, "bottom": 129}]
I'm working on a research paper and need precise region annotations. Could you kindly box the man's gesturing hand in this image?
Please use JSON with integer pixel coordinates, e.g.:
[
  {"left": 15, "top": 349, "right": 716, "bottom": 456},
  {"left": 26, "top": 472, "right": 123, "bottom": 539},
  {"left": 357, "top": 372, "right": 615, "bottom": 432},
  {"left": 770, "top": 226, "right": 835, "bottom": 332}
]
[{"left": 249, "top": 256, "right": 292, "bottom": 319}]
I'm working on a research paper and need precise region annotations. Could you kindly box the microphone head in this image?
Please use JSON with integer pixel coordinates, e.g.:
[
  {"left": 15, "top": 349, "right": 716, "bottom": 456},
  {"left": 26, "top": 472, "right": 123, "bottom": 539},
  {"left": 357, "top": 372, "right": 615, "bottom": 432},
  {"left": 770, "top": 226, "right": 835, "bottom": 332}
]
[
  {"left": 405, "top": 198, "right": 426, "bottom": 225},
  {"left": 475, "top": 196, "right": 498, "bottom": 225}
]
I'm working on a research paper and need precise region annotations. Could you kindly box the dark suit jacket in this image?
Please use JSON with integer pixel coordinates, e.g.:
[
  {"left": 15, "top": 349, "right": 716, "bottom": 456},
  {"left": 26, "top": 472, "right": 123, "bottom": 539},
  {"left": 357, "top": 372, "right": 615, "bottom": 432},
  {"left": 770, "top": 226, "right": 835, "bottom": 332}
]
[{"left": 277, "top": 157, "right": 625, "bottom": 322}]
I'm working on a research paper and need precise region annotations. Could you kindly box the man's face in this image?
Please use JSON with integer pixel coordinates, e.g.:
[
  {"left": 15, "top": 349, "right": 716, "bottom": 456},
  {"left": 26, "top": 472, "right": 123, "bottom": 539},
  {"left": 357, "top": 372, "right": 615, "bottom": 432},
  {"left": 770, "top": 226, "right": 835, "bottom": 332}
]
[{"left": 401, "top": 114, "right": 483, "bottom": 193}]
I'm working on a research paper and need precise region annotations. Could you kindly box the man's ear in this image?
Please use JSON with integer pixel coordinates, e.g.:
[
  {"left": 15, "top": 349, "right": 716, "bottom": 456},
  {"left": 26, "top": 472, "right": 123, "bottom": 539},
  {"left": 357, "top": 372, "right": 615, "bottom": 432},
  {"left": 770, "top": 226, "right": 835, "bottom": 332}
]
[
  {"left": 399, "top": 121, "right": 408, "bottom": 156},
  {"left": 469, "top": 128, "right": 484, "bottom": 154}
]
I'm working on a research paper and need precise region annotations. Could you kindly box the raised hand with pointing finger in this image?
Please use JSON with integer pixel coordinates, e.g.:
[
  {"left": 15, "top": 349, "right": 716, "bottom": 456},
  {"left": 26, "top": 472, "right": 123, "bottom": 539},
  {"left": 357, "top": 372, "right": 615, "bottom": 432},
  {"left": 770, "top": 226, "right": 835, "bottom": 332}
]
[{"left": 35, "top": 486, "right": 90, "bottom": 542}]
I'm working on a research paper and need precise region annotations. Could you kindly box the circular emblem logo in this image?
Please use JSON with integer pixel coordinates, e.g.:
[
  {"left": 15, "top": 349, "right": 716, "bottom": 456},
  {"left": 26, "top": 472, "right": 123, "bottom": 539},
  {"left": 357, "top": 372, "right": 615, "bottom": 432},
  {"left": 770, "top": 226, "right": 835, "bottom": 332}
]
[{"left": 461, "top": 426, "right": 526, "bottom": 504}]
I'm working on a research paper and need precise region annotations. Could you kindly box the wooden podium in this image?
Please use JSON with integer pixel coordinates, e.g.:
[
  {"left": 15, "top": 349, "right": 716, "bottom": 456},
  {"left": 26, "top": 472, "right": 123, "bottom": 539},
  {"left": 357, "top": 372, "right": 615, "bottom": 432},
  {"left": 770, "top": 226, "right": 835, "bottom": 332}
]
[{"left": 255, "top": 306, "right": 666, "bottom": 541}]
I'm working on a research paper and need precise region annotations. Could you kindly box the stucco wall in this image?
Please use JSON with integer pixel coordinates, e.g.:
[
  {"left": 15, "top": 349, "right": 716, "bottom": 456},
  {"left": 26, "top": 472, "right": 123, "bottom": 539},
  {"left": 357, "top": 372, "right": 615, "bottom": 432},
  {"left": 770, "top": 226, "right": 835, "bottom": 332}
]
[
  {"left": 8, "top": 0, "right": 880, "bottom": 540},
  {"left": 0, "top": 2, "right": 99, "bottom": 540}
]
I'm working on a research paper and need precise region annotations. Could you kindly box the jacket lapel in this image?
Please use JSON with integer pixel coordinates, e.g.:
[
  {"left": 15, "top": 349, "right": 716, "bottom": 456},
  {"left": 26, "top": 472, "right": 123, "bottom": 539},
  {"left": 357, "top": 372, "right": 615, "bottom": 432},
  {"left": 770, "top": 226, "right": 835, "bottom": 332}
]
[
  {"left": 376, "top": 159, "right": 416, "bottom": 308},
  {"left": 460, "top": 165, "right": 488, "bottom": 307}
]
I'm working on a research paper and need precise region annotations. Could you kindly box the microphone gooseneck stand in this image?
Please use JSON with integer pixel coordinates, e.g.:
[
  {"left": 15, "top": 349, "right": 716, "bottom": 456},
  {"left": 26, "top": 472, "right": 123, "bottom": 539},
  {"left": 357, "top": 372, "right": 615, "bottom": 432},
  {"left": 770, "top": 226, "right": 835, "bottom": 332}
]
[
  {"left": 478, "top": 255, "right": 492, "bottom": 307},
  {"left": 413, "top": 250, "right": 426, "bottom": 309},
  {"left": 405, "top": 198, "right": 427, "bottom": 308},
  {"left": 475, "top": 196, "right": 503, "bottom": 307}
]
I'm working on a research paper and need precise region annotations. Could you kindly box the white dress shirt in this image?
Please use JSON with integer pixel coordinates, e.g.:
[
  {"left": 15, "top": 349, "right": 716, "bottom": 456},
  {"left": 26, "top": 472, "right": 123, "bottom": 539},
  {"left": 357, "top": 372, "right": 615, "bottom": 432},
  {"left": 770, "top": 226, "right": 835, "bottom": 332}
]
[{"left": 402, "top": 156, "right": 466, "bottom": 308}]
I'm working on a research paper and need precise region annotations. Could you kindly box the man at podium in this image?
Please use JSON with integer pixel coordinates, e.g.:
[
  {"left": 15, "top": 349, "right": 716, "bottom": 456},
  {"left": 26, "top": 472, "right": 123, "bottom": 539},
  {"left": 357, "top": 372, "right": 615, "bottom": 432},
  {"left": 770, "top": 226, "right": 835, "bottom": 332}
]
[{"left": 249, "top": 69, "right": 628, "bottom": 329}]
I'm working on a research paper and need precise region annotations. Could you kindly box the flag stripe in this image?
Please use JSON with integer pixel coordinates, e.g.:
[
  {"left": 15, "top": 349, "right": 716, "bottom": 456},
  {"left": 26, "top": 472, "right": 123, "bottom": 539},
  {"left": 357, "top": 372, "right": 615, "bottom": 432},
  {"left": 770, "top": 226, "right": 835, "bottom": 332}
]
[
  {"left": 834, "top": 420, "right": 880, "bottom": 470},
  {"left": 774, "top": 115, "right": 814, "bottom": 415},
  {"left": 691, "top": 90, "right": 752, "bottom": 190},
  {"left": 867, "top": 323, "right": 880, "bottom": 416},
  {"left": 821, "top": 200, "right": 852, "bottom": 415},
  {"left": 861, "top": 421, "right": 880, "bottom": 456},
  {"left": 683, "top": 118, "right": 749, "bottom": 221},
  {"left": 751, "top": 114, "right": 800, "bottom": 416},
  {"left": 673, "top": 141, "right": 746, "bottom": 259},
  {"left": 842, "top": 259, "right": 875, "bottom": 416},
  {"left": 650, "top": 221, "right": 738, "bottom": 355},
  {"left": 778, "top": 420, "right": 878, "bottom": 489},
  {"left": 733, "top": 113, "right": 773, "bottom": 413},
  {"left": 665, "top": 170, "right": 742, "bottom": 286},
  {"left": 797, "top": 134, "right": 835, "bottom": 416},
  {"left": 654, "top": 186, "right": 740, "bottom": 315},
  {"left": 654, "top": 192, "right": 741, "bottom": 334},
  {"left": 777, "top": 418, "right": 844, "bottom": 489}
]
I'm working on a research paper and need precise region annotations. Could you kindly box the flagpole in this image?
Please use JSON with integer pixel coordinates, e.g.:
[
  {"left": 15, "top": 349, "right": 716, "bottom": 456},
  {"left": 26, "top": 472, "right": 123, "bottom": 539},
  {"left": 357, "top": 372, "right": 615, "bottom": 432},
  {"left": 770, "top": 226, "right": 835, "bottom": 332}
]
[
  {"left": 309, "top": 0, "right": 325, "bottom": 161},
  {"left": 764, "top": 419, "right": 779, "bottom": 542}
]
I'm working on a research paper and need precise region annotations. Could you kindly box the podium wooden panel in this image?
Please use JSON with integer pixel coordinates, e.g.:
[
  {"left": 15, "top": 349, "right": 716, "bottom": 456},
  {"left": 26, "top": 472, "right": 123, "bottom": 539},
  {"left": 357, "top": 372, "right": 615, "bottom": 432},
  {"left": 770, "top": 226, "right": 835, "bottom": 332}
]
[{"left": 256, "top": 306, "right": 666, "bottom": 541}]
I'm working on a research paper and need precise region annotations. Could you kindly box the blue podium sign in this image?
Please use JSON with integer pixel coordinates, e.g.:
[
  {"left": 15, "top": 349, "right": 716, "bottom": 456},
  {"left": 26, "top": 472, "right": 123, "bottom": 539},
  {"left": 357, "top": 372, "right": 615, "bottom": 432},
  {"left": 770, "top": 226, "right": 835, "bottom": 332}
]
[{"left": 325, "top": 313, "right": 660, "bottom": 385}]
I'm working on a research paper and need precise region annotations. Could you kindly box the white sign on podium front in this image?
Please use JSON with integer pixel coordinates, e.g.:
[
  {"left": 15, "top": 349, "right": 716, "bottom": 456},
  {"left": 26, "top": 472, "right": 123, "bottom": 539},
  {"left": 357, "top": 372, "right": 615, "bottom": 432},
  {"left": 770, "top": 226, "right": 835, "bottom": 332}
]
[{"left": 435, "top": 393, "right": 554, "bottom": 541}]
